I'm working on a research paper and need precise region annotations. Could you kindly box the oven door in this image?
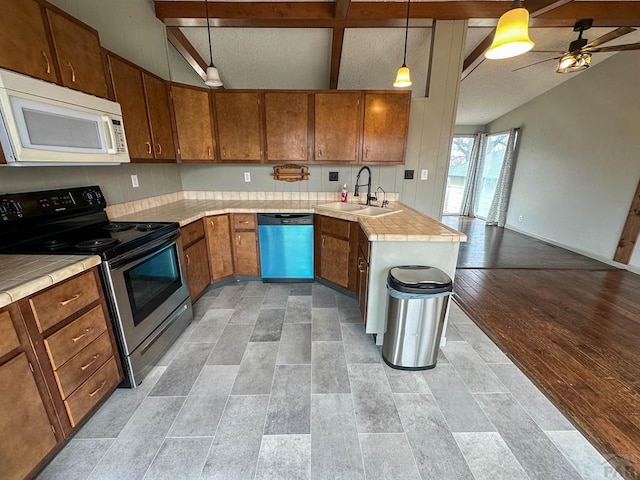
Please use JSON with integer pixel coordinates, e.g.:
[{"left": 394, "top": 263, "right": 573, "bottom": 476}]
[{"left": 104, "top": 233, "right": 190, "bottom": 355}]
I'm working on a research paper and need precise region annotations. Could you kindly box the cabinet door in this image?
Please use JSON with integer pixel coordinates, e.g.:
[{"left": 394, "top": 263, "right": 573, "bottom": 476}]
[
  {"left": 108, "top": 55, "right": 153, "bottom": 160},
  {"left": 357, "top": 251, "right": 369, "bottom": 325},
  {"left": 233, "top": 231, "right": 260, "bottom": 276},
  {"left": 215, "top": 92, "right": 263, "bottom": 162},
  {"left": 320, "top": 234, "right": 350, "bottom": 288},
  {"left": 184, "top": 238, "right": 210, "bottom": 300},
  {"left": 144, "top": 73, "right": 176, "bottom": 161},
  {"left": 47, "top": 9, "right": 108, "bottom": 98},
  {"left": 315, "top": 92, "right": 361, "bottom": 163},
  {"left": 362, "top": 92, "right": 411, "bottom": 164},
  {"left": 264, "top": 92, "right": 308, "bottom": 162},
  {"left": 0, "top": 0, "right": 58, "bottom": 83},
  {"left": 171, "top": 85, "right": 215, "bottom": 162},
  {"left": 205, "top": 215, "right": 234, "bottom": 281},
  {"left": 0, "top": 353, "right": 57, "bottom": 480}
]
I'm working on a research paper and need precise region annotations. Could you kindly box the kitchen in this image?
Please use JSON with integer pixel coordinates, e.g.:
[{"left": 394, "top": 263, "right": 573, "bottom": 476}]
[{"left": 1, "top": 0, "right": 639, "bottom": 479}]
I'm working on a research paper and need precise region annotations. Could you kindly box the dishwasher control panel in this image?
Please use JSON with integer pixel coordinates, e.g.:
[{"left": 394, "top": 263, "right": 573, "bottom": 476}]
[{"left": 258, "top": 213, "right": 314, "bottom": 225}]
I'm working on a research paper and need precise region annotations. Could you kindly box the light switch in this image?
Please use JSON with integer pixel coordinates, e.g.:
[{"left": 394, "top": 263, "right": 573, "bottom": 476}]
[
  {"left": 131, "top": 175, "right": 139, "bottom": 188},
  {"left": 420, "top": 169, "right": 429, "bottom": 180},
  {"left": 244, "top": 172, "right": 251, "bottom": 183}
]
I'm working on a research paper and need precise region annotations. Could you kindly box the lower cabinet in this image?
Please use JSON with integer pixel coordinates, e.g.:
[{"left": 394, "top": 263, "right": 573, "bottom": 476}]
[
  {"left": 1, "top": 268, "right": 123, "bottom": 480},
  {"left": 205, "top": 215, "right": 234, "bottom": 281},
  {"left": 314, "top": 215, "right": 358, "bottom": 292},
  {"left": 181, "top": 219, "right": 211, "bottom": 300},
  {"left": 357, "top": 225, "right": 371, "bottom": 324},
  {"left": 231, "top": 214, "right": 260, "bottom": 276}
]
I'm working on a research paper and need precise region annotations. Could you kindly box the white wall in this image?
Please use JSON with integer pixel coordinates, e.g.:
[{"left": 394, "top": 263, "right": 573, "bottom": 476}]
[{"left": 487, "top": 51, "right": 640, "bottom": 271}]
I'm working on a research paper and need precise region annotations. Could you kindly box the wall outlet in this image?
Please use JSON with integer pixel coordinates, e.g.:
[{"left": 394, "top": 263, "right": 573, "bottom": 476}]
[
  {"left": 244, "top": 172, "right": 251, "bottom": 183},
  {"left": 420, "top": 169, "right": 429, "bottom": 180},
  {"left": 404, "top": 170, "right": 414, "bottom": 180},
  {"left": 131, "top": 175, "right": 139, "bottom": 188},
  {"left": 329, "top": 171, "right": 339, "bottom": 181},
  {"left": 518, "top": 215, "right": 524, "bottom": 222}
]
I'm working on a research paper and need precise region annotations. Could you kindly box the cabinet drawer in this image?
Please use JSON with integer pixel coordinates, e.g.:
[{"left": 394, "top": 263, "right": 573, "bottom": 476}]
[
  {"left": 181, "top": 219, "right": 205, "bottom": 247},
  {"left": 54, "top": 332, "right": 113, "bottom": 399},
  {"left": 30, "top": 271, "right": 100, "bottom": 332},
  {"left": 233, "top": 213, "right": 256, "bottom": 230},
  {"left": 321, "top": 216, "right": 350, "bottom": 239},
  {"left": 0, "top": 309, "right": 20, "bottom": 358},
  {"left": 64, "top": 356, "right": 119, "bottom": 427},
  {"left": 44, "top": 305, "right": 108, "bottom": 369},
  {"left": 359, "top": 225, "right": 371, "bottom": 263}
]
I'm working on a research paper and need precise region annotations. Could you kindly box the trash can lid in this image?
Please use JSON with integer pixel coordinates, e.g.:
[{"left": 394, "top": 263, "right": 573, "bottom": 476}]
[{"left": 387, "top": 265, "right": 453, "bottom": 294}]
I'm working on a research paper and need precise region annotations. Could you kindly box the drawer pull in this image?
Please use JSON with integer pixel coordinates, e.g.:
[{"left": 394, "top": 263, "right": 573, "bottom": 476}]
[
  {"left": 67, "top": 61, "right": 76, "bottom": 83},
  {"left": 88, "top": 380, "right": 107, "bottom": 397},
  {"left": 146, "top": 141, "right": 152, "bottom": 154},
  {"left": 157, "top": 143, "right": 162, "bottom": 155},
  {"left": 80, "top": 354, "right": 101, "bottom": 371},
  {"left": 72, "top": 328, "right": 91, "bottom": 342},
  {"left": 185, "top": 254, "right": 191, "bottom": 266},
  {"left": 239, "top": 221, "right": 250, "bottom": 224},
  {"left": 42, "top": 51, "right": 51, "bottom": 74},
  {"left": 60, "top": 293, "right": 81, "bottom": 306}
]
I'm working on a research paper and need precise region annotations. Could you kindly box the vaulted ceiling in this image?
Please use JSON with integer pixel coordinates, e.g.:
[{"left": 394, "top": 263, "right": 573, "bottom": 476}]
[{"left": 154, "top": 0, "right": 640, "bottom": 125}]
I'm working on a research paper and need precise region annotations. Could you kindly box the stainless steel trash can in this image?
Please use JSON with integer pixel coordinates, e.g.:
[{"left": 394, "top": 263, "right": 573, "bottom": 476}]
[{"left": 383, "top": 265, "right": 452, "bottom": 370}]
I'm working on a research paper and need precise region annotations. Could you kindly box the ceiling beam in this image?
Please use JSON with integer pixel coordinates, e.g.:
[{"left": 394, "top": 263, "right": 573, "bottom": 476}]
[
  {"left": 329, "top": 0, "right": 351, "bottom": 89},
  {"left": 614, "top": 178, "right": 640, "bottom": 265},
  {"left": 166, "top": 26, "right": 208, "bottom": 81},
  {"left": 461, "top": 0, "right": 574, "bottom": 80}
]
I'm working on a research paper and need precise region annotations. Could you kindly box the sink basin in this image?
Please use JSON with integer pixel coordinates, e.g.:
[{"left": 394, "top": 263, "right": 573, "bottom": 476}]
[{"left": 317, "top": 202, "right": 402, "bottom": 218}]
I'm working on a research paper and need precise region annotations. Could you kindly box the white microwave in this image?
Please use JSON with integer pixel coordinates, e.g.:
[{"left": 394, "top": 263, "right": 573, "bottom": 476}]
[{"left": 0, "top": 68, "right": 129, "bottom": 166}]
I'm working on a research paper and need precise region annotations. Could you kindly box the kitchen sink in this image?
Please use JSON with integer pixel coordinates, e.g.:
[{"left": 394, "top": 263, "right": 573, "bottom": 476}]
[{"left": 317, "top": 202, "right": 402, "bottom": 218}]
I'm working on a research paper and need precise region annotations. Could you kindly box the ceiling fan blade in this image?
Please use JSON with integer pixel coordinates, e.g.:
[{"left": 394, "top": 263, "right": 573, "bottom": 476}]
[
  {"left": 583, "top": 27, "right": 636, "bottom": 49},
  {"left": 587, "top": 42, "right": 640, "bottom": 53},
  {"left": 530, "top": 50, "right": 565, "bottom": 54},
  {"left": 511, "top": 57, "right": 561, "bottom": 72}
]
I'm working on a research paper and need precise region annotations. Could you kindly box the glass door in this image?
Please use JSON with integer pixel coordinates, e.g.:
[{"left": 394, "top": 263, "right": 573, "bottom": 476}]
[
  {"left": 444, "top": 136, "right": 475, "bottom": 215},
  {"left": 476, "top": 132, "right": 509, "bottom": 219}
]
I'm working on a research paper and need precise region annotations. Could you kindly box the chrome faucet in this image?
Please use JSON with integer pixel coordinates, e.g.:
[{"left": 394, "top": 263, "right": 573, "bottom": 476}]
[{"left": 353, "top": 166, "right": 375, "bottom": 206}]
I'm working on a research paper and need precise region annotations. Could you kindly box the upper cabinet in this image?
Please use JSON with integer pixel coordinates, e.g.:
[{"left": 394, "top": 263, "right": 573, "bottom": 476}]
[
  {"left": 170, "top": 84, "right": 216, "bottom": 162},
  {"left": 264, "top": 92, "right": 309, "bottom": 163},
  {"left": 46, "top": 7, "right": 108, "bottom": 98},
  {"left": 214, "top": 92, "right": 263, "bottom": 163},
  {"left": 314, "top": 92, "right": 361, "bottom": 164},
  {"left": 361, "top": 92, "right": 411, "bottom": 165},
  {"left": 0, "top": 0, "right": 58, "bottom": 83},
  {"left": 107, "top": 53, "right": 175, "bottom": 162}
]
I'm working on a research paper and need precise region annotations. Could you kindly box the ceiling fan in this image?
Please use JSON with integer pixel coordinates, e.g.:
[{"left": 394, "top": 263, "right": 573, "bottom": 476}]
[{"left": 513, "top": 19, "right": 640, "bottom": 74}]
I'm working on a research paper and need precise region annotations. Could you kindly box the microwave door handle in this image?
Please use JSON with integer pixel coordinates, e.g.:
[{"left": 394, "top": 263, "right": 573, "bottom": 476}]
[{"left": 103, "top": 116, "right": 117, "bottom": 154}]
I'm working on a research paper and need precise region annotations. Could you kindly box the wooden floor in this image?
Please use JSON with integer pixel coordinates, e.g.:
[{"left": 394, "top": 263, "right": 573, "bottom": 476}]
[{"left": 445, "top": 217, "right": 640, "bottom": 479}]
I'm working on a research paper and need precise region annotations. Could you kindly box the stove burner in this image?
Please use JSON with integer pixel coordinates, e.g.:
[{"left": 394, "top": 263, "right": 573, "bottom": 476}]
[
  {"left": 135, "top": 223, "right": 163, "bottom": 232},
  {"left": 75, "top": 238, "right": 121, "bottom": 251},
  {"left": 39, "top": 239, "right": 73, "bottom": 250},
  {"left": 103, "top": 223, "right": 134, "bottom": 232}
]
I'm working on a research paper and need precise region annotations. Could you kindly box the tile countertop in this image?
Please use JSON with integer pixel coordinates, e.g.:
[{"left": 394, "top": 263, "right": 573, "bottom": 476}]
[
  {"left": 0, "top": 254, "right": 102, "bottom": 309},
  {"left": 110, "top": 199, "right": 467, "bottom": 243}
]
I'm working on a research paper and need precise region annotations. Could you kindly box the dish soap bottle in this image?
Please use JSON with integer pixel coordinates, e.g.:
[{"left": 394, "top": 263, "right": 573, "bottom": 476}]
[{"left": 341, "top": 184, "right": 349, "bottom": 203}]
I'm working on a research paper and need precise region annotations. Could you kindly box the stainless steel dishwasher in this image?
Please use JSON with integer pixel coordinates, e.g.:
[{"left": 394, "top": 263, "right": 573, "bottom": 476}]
[{"left": 257, "top": 213, "right": 314, "bottom": 282}]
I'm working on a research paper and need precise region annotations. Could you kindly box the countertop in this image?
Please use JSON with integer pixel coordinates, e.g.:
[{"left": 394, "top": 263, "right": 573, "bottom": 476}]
[
  {"left": 110, "top": 199, "right": 467, "bottom": 243},
  {"left": 0, "top": 254, "right": 102, "bottom": 308}
]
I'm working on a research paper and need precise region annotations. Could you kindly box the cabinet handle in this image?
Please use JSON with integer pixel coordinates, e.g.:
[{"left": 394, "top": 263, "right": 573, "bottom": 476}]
[
  {"left": 322, "top": 237, "right": 325, "bottom": 248},
  {"left": 80, "top": 354, "right": 101, "bottom": 371},
  {"left": 71, "top": 327, "right": 91, "bottom": 343},
  {"left": 237, "top": 234, "right": 241, "bottom": 245},
  {"left": 221, "top": 148, "right": 225, "bottom": 158},
  {"left": 318, "top": 147, "right": 322, "bottom": 157},
  {"left": 157, "top": 143, "right": 162, "bottom": 155},
  {"left": 60, "top": 293, "right": 81, "bottom": 306},
  {"left": 301, "top": 147, "right": 305, "bottom": 158},
  {"left": 358, "top": 259, "right": 366, "bottom": 273},
  {"left": 67, "top": 62, "right": 76, "bottom": 83},
  {"left": 146, "top": 141, "right": 152, "bottom": 155},
  {"left": 239, "top": 221, "right": 249, "bottom": 224},
  {"left": 42, "top": 51, "right": 51, "bottom": 74},
  {"left": 185, "top": 254, "right": 190, "bottom": 266},
  {"left": 88, "top": 380, "right": 107, "bottom": 397},
  {"left": 365, "top": 147, "right": 369, "bottom": 159}
]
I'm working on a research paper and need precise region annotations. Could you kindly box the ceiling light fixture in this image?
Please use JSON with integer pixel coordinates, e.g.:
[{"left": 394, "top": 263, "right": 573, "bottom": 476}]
[
  {"left": 556, "top": 52, "right": 592, "bottom": 73},
  {"left": 204, "top": 0, "right": 223, "bottom": 87},
  {"left": 485, "top": 0, "right": 534, "bottom": 60},
  {"left": 393, "top": 0, "right": 412, "bottom": 88}
]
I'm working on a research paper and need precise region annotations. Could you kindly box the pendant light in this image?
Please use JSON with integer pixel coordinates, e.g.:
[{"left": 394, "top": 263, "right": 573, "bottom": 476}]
[
  {"left": 204, "top": 0, "right": 223, "bottom": 87},
  {"left": 484, "top": 0, "right": 534, "bottom": 60},
  {"left": 393, "top": 0, "right": 412, "bottom": 88}
]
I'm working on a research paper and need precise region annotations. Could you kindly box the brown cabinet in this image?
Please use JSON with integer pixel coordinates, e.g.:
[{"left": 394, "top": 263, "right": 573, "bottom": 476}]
[
  {"left": 356, "top": 225, "right": 371, "bottom": 324},
  {"left": 181, "top": 220, "right": 211, "bottom": 300},
  {"left": 314, "top": 92, "right": 361, "bottom": 163},
  {"left": 46, "top": 8, "right": 108, "bottom": 98},
  {"left": 314, "top": 215, "right": 358, "bottom": 292},
  {"left": 231, "top": 214, "right": 260, "bottom": 276},
  {"left": 171, "top": 84, "right": 216, "bottom": 162},
  {"left": 214, "top": 92, "right": 263, "bottom": 162},
  {"left": 107, "top": 54, "right": 175, "bottom": 162},
  {"left": 0, "top": 0, "right": 58, "bottom": 83},
  {"left": 264, "top": 92, "right": 309, "bottom": 162},
  {"left": 205, "top": 215, "right": 234, "bottom": 281},
  {"left": 362, "top": 92, "right": 411, "bottom": 164}
]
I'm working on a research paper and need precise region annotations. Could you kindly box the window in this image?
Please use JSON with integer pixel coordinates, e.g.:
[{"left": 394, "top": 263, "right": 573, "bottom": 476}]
[
  {"left": 444, "top": 135, "right": 475, "bottom": 215},
  {"left": 476, "top": 132, "right": 509, "bottom": 219}
]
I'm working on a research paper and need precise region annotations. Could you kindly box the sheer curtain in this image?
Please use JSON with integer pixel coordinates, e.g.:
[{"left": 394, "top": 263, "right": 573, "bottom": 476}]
[
  {"left": 460, "top": 133, "right": 486, "bottom": 217},
  {"left": 486, "top": 128, "right": 519, "bottom": 227}
]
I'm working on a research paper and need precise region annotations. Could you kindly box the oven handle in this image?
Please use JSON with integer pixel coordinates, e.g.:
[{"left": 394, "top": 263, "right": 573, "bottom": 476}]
[{"left": 107, "top": 232, "right": 180, "bottom": 271}]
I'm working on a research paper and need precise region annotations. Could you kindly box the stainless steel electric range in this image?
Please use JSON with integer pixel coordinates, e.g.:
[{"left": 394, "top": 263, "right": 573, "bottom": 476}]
[{"left": 0, "top": 186, "right": 193, "bottom": 387}]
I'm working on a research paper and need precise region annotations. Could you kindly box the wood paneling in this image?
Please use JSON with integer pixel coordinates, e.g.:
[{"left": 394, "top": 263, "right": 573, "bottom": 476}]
[
  {"left": 315, "top": 92, "right": 360, "bottom": 163},
  {"left": 171, "top": 84, "right": 216, "bottom": 162},
  {"left": 264, "top": 92, "right": 309, "bottom": 162},
  {"left": 233, "top": 231, "right": 260, "bottom": 276},
  {"left": 0, "top": 309, "right": 20, "bottom": 359},
  {"left": 184, "top": 238, "right": 211, "bottom": 300},
  {"left": 614, "top": 178, "right": 640, "bottom": 265},
  {"left": 320, "top": 234, "right": 350, "bottom": 288},
  {"left": 143, "top": 73, "right": 176, "bottom": 161},
  {"left": 181, "top": 219, "right": 205, "bottom": 247},
  {"left": 215, "top": 92, "right": 263, "bottom": 162},
  {"left": 362, "top": 92, "right": 410, "bottom": 164},
  {"left": 205, "top": 215, "right": 234, "bottom": 281}
]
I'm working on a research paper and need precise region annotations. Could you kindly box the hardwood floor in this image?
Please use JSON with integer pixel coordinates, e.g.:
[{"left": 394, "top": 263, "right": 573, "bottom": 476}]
[{"left": 447, "top": 217, "right": 640, "bottom": 479}]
